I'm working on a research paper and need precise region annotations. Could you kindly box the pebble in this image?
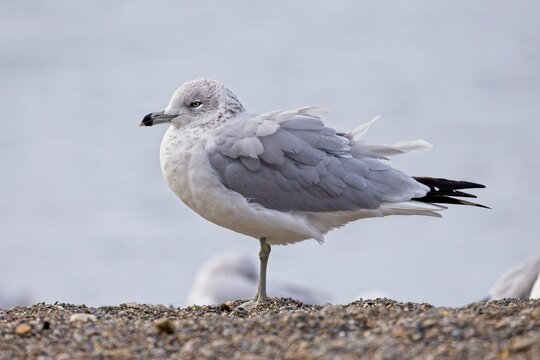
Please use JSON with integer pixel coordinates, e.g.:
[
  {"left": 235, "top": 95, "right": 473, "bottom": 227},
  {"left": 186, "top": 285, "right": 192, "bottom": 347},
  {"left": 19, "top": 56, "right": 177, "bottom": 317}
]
[
  {"left": 509, "top": 335, "right": 540, "bottom": 352},
  {"left": 69, "top": 313, "right": 97, "bottom": 322},
  {"left": 154, "top": 318, "right": 176, "bottom": 334},
  {"left": 125, "top": 302, "right": 140, "bottom": 309},
  {"left": 14, "top": 323, "right": 32, "bottom": 335}
]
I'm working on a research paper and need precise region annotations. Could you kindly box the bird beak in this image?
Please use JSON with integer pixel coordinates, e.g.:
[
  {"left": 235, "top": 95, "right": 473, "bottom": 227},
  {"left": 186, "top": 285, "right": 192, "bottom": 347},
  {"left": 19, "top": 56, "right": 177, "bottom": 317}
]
[{"left": 139, "top": 111, "right": 177, "bottom": 127}]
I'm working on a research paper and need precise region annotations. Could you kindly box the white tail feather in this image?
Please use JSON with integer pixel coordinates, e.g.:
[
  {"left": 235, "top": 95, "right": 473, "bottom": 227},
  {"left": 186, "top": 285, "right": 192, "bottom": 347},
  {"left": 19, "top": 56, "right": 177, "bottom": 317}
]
[
  {"left": 380, "top": 201, "right": 446, "bottom": 218},
  {"left": 371, "top": 139, "right": 433, "bottom": 157},
  {"left": 391, "top": 139, "right": 433, "bottom": 152},
  {"left": 348, "top": 116, "right": 433, "bottom": 157}
]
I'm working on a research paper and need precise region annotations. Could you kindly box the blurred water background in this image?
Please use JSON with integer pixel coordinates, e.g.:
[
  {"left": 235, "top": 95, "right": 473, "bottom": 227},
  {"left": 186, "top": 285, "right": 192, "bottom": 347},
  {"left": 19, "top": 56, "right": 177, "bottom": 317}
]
[{"left": 1, "top": 0, "right": 539, "bottom": 307}]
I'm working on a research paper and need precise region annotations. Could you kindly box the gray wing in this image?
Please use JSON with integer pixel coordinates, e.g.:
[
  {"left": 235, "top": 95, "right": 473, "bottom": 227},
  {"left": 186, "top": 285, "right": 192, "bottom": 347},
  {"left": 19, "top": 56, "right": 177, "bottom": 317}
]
[{"left": 208, "top": 107, "right": 426, "bottom": 212}]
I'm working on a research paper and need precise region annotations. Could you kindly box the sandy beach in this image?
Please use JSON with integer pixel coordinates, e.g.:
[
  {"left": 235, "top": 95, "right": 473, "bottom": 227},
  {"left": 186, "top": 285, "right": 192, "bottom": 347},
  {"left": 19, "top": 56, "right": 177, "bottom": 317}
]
[{"left": 2, "top": 298, "right": 540, "bottom": 359}]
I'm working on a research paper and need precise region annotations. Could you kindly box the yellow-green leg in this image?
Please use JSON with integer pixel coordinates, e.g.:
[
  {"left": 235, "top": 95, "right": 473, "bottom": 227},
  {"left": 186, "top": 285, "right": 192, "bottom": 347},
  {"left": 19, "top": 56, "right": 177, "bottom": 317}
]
[{"left": 255, "top": 237, "right": 271, "bottom": 303}]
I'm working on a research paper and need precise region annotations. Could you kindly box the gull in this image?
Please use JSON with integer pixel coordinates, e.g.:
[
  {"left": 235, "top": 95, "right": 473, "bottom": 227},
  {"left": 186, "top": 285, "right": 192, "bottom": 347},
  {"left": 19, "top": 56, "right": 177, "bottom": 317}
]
[
  {"left": 186, "top": 252, "right": 331, "bottom": 306},
  {"left": 488, "top": 254, "right": 540, "bottom": 300},
  {"left": 140, "top": 78, "right": 487, "bottom": 304}
]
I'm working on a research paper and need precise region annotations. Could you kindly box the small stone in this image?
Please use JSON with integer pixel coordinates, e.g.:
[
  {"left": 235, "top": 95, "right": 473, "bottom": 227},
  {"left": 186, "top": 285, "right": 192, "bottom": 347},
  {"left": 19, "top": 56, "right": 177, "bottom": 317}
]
[
  {"left": 451, "top": 329, "right": 462, "bottom": 339},
  {"left": 220, "top": 303, "right": 231, "bottom": 312},
  {"left": 15, "top": 323, "right": 32, "bottom": 335},
  {"left": 180, "top": 339, "right": 198, "bottom": 355},
  {"left": 69, "top": 313, "right": 97, "bottom": 322},
  {"left": 155, "top": 318, "right": 175, "bottom": 334},
  {"left": 92, "top": 341, "right": 102, "bottom": 354},
  {"left": 234, "top": 307, "right": 248, "bottom": 317},
  {"left": 425, "top": 327, "right": 439, "bottom": 340},
  {"left": 421, "top": 318, "right": 437, "bottom": 327},
  {"left": 510, "top": 336, "right": 540, "bottom": 352},
  {"left": 102, "top": 349, "right": 132, "bottom": 357},
  {"left": 392, "top": 327, "right": 406, "bottom": 338}
]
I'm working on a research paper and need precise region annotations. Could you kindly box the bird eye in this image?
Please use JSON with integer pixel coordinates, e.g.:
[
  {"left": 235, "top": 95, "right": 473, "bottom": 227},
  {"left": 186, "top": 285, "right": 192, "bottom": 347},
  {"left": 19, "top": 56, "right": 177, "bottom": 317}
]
[{"left": 190, "top": 101, "right": 202, "bottom": 108}]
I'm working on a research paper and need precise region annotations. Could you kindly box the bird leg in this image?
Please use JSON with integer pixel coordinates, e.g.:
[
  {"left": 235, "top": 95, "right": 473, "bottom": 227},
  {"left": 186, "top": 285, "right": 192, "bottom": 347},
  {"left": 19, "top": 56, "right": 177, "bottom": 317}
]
[{"left": 255, "top": 237, "right": 271, "bottom": 303}]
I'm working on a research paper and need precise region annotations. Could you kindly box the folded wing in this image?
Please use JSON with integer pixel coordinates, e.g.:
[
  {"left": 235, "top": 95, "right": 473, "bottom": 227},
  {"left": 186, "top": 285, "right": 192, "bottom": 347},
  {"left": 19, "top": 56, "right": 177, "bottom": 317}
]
[{"left": 207, "top": 108, "right": 428, "bottom": 212}]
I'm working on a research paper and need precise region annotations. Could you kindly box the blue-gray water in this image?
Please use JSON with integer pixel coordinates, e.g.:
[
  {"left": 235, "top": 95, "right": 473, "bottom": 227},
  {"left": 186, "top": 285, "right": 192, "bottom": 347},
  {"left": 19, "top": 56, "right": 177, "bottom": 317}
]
[{"left": 1, "top": 0, "right": 539, "bottom": 307}]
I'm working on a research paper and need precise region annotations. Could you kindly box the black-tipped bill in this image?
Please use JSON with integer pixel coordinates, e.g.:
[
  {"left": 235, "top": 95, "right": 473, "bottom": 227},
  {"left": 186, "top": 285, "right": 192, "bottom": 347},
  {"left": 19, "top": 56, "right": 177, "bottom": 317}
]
[{"left": 139, "top": 111, "right": 177, "bottom": 127}]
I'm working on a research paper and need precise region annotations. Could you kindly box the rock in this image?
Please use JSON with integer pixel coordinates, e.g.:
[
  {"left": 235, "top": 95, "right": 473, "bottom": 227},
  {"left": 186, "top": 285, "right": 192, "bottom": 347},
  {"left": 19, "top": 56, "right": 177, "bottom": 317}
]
[
  {"left": 69, "top": 313, "right": 97, "bottom": 322},
  {"left": 125, "top": 302, "right": 140, "bottom": 309},
  {"left": 14, "top": 323, "right": 31, "bottom": 335},
  {"left": 179, "top": 339, "right": 199, "bottom": 357},
  {"left": 392, "top": 327, "right": 407, "bottom": 338},
  {"left": 154, "top": 318, "right": 175, "bottom": 334},
  {"left": 509, "top": 336, "right": 540, "bottom": 352},
  {"left": 101, "top": 348, "right": 132, "bottom": 357}
]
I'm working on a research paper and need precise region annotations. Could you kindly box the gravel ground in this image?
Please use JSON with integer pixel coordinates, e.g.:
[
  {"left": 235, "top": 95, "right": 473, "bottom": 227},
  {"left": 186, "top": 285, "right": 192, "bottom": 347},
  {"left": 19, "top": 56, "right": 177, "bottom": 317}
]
[{"left": 1, "top": 298, "right": 540, "bottom": 359}]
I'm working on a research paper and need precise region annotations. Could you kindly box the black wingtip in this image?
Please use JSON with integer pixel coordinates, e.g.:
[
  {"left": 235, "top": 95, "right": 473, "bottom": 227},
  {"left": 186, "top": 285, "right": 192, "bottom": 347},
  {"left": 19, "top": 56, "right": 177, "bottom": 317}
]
[
  {"left": 413, "top": 177, "right": 486, "bottom": 190},
  {"left": 413, "top": 177, "right": 489, "bottom": 209},
  {"left": 456, "top": 199, "right": 491, "bottom": 209}
]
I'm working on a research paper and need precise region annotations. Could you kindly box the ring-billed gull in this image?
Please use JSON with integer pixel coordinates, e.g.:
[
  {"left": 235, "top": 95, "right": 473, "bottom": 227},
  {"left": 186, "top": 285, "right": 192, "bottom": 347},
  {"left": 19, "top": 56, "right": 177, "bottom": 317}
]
[
  {"left": 186, "top": 252, "right": 331, "bottom": 306},
  {"left": 488, "top": 254, "right": 540, "bottom": 300},
  {"left": 140, "top": 78, "right": 487, "bottom": 304}
]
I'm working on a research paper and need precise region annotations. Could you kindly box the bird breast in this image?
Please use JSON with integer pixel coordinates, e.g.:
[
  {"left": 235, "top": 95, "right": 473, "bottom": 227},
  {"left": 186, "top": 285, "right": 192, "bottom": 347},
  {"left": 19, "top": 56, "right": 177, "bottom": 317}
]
[{"left": 158, "top": 125, "right": 324, "bottom": 244}]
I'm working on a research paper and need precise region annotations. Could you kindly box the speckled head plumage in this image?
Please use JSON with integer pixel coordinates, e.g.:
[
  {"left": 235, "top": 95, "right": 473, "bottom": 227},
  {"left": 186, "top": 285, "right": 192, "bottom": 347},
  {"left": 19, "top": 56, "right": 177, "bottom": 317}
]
[{"left": 140, "top": 78, "right": 245, "bottom": 128}]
